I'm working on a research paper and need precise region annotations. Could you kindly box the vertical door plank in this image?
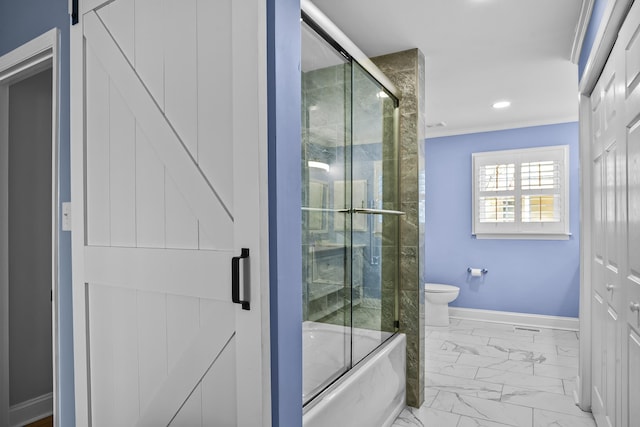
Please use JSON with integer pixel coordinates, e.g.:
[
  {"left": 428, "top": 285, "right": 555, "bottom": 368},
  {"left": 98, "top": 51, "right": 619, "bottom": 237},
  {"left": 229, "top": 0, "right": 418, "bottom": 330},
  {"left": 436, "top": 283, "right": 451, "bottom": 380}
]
[
  {"left": 168, "top": 384, "right": 203, "bottom": 427},
  {"left": 136, "top": 125, "right": 166, "bottom": 248},
  {"left": 89, "top": 284, "right": 140, "bottom": 426},
  {"left": 137, "top": 290, "right": 168, "bottom": 413},
  {"left": 164, "top": 0, "right": 198, "bottom": 159},
  {"left": 97, "top": 0, "right": 135, "bottom": 65},
  {"left": 167, "top": 294, "right": 199, "bottom": 371},
  {"left": 197, "top": 0, "right": 233, "bottom": 213},
  {"left": 199, "top": 299, "right": 236, "bottom": 425},
  {"left": 109, "top": 83, "right": 137, "bottom": 247},
  {"left": 165, "top": 173, "right": 198, "bottom": 249},
  {"left": 135, "top": 0, "right": 165, "bottom": 109},
  {"left": 202, "top": 335, "right": 237, "bottom": 426},
  {"left": 86, "top": 47, "right": 111, "bottom": 246}
]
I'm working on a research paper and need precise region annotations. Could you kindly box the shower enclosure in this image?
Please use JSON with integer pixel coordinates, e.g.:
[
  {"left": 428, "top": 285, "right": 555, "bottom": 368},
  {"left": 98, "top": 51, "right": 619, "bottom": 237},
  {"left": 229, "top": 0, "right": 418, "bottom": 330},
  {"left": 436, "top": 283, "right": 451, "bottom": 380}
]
[{"left": 301, "top": 13, "right": 402, "bottom": 406}]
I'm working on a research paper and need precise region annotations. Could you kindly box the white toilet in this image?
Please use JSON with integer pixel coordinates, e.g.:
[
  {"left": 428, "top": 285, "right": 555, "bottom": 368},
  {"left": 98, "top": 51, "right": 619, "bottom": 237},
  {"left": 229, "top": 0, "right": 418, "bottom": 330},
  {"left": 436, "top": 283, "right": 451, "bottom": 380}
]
[{"left": 425, "top": 283, "right": 460, "bottom": 326}]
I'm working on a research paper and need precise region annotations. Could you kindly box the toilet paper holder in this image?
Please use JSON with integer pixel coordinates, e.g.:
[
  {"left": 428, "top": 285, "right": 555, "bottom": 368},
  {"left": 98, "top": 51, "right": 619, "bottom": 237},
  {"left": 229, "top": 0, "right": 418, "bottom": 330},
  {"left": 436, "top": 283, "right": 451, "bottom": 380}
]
[{"left": 467, "top": 268, "right": 488, "bottom": 274}]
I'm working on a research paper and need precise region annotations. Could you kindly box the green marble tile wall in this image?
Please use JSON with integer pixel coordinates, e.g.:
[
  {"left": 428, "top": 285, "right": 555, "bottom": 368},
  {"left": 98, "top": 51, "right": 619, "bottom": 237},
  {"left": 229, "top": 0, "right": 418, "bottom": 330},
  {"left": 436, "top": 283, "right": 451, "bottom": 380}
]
[{"left": 372, "top": 49, "right": 427, "bottom": 408}]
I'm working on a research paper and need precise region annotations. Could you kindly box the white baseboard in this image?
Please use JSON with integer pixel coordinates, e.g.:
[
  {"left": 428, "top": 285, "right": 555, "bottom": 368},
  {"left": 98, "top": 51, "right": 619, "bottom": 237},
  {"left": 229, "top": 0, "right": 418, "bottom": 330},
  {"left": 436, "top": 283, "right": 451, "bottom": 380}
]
[
  {"left": 449, "top": 307, "right": 579, "bottom": 331},
  {"left": 9, "top": 392, "right": 53, "bottom": 427}
]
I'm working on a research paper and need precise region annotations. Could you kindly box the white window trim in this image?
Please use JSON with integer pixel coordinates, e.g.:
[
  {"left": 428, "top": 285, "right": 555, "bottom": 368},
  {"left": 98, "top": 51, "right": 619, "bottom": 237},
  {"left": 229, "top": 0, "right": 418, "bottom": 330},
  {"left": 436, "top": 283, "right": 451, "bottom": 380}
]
[{"left": 472, "top": 145, "right": 571, "bottom": 240}]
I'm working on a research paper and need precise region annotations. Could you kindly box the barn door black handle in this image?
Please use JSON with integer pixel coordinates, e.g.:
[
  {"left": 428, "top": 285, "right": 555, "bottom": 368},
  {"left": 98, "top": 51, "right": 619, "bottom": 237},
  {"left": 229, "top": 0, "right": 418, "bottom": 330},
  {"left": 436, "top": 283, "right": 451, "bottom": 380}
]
[{"left": 232, "top": 248, "right": 250, "bottom": 310}]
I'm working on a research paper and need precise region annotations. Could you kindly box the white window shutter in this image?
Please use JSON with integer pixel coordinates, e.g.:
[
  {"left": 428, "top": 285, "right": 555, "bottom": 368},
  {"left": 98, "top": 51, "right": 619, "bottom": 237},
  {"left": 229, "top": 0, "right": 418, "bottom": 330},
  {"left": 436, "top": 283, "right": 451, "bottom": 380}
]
[{"left": 472, "top": 145, "right": 570, "bottom": 239}]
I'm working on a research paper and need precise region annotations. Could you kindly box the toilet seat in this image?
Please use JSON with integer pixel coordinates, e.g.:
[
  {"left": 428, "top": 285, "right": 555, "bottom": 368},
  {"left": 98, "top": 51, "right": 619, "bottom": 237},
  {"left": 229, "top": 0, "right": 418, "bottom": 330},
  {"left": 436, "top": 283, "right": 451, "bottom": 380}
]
[{"left": 425, "top": 283, "right": 459, "bottom": 293}]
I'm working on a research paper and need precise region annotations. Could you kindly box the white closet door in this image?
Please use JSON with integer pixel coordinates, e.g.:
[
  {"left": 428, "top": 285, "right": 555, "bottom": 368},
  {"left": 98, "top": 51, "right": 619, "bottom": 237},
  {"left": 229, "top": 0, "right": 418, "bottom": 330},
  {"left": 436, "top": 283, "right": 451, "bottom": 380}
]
[
  {"left": 590, "top": 49, "right": 620, "bottom": 427},
  {"left": 70, "top": 1, "right": 269, "bottom": 426},
  {"left": 618, "top": 2, "right": 640, "bottom": 427},
  {"left": 589, "top": 3, "right": 640, "bottom": 427}
]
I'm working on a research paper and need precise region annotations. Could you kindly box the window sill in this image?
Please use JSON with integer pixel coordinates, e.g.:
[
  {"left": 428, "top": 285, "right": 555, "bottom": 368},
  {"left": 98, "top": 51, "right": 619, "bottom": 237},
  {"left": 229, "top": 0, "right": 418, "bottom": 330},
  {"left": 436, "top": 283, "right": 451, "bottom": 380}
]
[{"left": 473, "top": 233, "right": 572, "bottom": 241}]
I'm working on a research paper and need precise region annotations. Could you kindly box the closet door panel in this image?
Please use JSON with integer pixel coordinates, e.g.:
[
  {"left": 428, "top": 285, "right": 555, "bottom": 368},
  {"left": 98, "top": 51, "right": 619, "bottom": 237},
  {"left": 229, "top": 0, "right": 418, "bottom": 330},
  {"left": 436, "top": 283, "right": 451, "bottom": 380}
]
[
  {"left": 588, "top": 5, "right": 640, "bottom": 427},
  {"left": 590, "top": 43, "right": 621, "bottom": 427},
  {"left": 621, "top": 3, "right": 640, "bottom": 427}
]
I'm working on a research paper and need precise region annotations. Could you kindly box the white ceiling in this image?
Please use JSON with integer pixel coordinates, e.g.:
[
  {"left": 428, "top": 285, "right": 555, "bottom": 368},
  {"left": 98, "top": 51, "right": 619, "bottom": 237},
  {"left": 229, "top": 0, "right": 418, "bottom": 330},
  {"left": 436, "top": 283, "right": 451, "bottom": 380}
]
[{"left": 311, "top": 0, "right": 585, "bottom": 138}]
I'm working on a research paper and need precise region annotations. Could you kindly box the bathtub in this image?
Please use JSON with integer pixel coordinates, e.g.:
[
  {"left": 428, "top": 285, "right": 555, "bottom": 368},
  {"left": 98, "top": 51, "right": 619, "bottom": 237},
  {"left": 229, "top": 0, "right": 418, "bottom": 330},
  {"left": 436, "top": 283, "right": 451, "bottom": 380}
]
[{"left": 302, "top": 321, "right": 406, "bottom": 427}]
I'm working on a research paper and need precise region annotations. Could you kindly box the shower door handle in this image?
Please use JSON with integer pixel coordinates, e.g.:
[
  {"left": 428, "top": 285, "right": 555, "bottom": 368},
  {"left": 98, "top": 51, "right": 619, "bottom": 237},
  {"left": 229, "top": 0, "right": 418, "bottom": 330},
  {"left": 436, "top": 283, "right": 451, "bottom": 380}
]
[
  {"left": 352, "top": 208, "right": 405, "bottom": 216},
  {"left": 232, "top": 248, "right": 250, "bottom": 310},
  {"left": 301, "top": 207, "right": 350, "bottom": 213}
]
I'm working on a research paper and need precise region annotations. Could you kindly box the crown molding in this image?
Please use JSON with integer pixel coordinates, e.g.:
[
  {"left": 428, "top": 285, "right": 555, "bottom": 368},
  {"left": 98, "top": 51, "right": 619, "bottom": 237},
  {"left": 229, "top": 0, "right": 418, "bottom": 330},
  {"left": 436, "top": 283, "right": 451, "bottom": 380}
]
[
  {"left": 425, "top": 116, "right": 579, "bottom": 139},
  {"left": 571, "top": 0, "right": 595, "bottom": 64}
]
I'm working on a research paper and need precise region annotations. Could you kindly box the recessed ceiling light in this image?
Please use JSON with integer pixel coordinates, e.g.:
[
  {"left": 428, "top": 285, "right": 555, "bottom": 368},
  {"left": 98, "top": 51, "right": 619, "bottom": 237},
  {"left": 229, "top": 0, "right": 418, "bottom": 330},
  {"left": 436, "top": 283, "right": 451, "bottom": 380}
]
[{"left": 492, "top": 101, "right": 511, "bottom": 109}]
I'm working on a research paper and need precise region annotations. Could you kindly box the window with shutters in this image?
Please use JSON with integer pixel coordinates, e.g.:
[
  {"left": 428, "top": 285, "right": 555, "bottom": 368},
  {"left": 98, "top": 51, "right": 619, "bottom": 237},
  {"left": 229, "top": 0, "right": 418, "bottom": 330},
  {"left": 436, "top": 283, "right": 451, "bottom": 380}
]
[{"left": 472, "top": 145, "right": 570, "bottom": 239}]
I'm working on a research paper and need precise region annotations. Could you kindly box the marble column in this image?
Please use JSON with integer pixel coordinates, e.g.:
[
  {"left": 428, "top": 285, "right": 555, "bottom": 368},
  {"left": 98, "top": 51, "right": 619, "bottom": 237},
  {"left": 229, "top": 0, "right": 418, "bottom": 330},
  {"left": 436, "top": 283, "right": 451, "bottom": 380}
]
[{"left": 372, "top": 49, "right": 426, "bottom": 408}]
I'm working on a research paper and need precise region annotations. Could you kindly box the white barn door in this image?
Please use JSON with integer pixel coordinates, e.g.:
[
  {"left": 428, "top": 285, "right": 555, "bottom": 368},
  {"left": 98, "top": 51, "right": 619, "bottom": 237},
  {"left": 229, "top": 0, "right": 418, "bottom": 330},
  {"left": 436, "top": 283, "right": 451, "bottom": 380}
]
[{"left": 70, "top": 1, "right": 270, "bottom": 426}]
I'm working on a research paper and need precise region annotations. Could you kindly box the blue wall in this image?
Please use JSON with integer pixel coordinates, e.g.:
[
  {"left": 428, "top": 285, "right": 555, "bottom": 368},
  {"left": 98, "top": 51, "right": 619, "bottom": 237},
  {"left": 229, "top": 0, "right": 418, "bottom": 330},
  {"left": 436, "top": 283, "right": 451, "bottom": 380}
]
[
  {"left": 0, "top": 0, "right": 74, "bottom": 424},
  {"left": 425, "top": 123, "right": 580, "bottom": 318},
  {"left": 579, "top": 0, "right": 609, "bottom": 79},
  {"left": 267, "top": 0, "right": 303, "bottom": 425}
]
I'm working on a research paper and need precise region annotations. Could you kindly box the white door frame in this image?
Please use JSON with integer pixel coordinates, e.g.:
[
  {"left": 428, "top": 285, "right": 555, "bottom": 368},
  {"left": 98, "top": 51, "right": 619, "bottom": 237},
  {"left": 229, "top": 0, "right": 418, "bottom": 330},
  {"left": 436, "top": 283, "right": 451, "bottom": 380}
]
[
  {"left": 577, "top": 0, "right": 633, "bottom": 412},
  {"left": 0, "top": 28, "right": 61, "bottom": 427}
]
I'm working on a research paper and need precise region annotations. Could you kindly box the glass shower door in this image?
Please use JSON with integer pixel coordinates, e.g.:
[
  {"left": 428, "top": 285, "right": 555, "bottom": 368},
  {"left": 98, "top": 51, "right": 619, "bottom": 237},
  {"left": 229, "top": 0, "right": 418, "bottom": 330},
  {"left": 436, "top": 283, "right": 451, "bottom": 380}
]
[
  {"left": 350, "top": 62, "right": 400, "bottom": 364},
  {"left": 301, "top": 20, "right": 352, "bottom": 404},
  {"left": 301, "top": 16, "right": 401, "bottom": 406}
]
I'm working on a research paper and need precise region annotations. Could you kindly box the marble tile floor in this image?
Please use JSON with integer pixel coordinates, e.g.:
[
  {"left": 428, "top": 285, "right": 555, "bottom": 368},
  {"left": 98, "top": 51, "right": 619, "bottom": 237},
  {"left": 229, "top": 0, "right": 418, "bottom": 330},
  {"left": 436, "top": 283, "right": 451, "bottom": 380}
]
[{"left": 392, "top": 318, "right": 596, "bottom": 427}]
